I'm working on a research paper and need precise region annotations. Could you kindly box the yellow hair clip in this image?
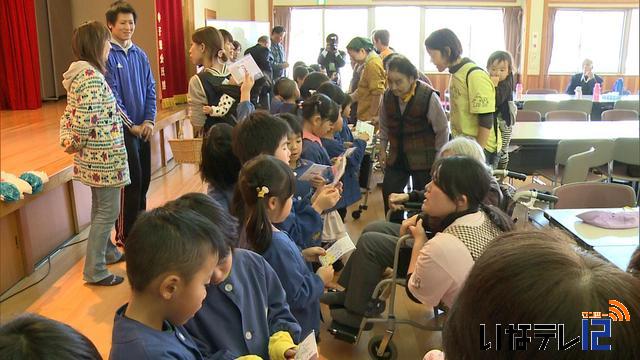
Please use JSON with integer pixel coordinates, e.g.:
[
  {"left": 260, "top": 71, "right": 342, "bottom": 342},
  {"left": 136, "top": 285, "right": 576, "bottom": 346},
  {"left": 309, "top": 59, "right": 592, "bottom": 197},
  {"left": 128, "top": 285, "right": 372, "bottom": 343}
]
[{"left": 256, "top": 186, "right": 270, "bottom": 198}]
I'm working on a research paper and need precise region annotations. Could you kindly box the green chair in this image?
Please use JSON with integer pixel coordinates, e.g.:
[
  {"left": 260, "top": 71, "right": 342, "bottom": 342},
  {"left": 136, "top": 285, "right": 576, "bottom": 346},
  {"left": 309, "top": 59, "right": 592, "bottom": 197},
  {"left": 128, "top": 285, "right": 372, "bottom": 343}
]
[
  {"left": 522, "top": 100, "right": 558, "bottom": 120},
  {"left": 558, "top": 99, "right": 593, "bottom": 119},
  {"left": 614, "top": 99, "right": 640, "bottom": 112}
]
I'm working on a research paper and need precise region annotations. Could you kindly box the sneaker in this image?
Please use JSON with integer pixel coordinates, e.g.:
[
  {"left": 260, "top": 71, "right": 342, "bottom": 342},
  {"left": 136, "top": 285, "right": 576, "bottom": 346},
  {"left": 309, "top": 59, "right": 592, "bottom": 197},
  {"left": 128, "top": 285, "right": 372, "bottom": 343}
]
[{"left": 89, "top": 274, "right": 124, "bottom": 286}]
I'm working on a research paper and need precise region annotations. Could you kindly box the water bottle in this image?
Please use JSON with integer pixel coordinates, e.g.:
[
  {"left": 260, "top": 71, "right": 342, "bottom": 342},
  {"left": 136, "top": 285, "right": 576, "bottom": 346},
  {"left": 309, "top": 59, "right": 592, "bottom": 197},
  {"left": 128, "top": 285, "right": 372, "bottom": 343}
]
[
  {"left": 593, "top": 83, "right": 601, "bottom": 102},
  {"left": 515, "top": 83, "right": 523, "bottom": 100},
  {"left": 574, "top": 86, "right": 582, "bottom": 99}
]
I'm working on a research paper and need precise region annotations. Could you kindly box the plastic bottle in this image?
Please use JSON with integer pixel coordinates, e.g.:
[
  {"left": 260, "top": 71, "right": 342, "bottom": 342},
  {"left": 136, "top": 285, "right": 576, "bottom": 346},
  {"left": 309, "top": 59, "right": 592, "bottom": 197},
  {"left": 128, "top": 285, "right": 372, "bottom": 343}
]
[
  {"left": 574, "top": 86, "right": 582, "bottom": 99},
  {"left": 515, "top": 83, "right": 523, "bottom": 100},
  {"left": 593, "top": 83, "right": 601, "bottom": 102}
]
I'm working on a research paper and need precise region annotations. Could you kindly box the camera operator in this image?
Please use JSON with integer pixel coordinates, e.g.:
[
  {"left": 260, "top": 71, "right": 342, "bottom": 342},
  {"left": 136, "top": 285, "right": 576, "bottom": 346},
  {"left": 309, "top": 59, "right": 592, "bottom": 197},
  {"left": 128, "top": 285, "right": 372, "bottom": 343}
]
[{"left": 317, "top": 33, "right": 346, "bottom": 86}]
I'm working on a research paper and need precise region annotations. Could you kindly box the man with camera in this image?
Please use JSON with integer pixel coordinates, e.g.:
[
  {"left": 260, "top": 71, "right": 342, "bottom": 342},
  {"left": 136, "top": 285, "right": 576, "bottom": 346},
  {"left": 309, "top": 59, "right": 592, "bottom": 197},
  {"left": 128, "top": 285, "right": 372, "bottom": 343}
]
[{"left": 317, "top": 33, "right": 347, "bottom": 86}]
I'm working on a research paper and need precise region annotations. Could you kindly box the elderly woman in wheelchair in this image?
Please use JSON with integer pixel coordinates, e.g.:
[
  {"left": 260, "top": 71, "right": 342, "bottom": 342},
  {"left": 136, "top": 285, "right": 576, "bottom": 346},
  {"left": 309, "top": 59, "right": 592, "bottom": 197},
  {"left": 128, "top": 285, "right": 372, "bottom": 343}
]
[{"left": 321, "top": 155, "right": 514, "bottom": 332}]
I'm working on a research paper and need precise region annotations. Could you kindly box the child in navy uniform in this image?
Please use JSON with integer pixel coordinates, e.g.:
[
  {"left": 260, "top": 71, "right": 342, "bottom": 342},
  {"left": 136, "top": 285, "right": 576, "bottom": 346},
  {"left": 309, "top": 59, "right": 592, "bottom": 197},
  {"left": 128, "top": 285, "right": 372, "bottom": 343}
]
[
  {"left": 278, "top": 113, "right": 319, "bottom": 201},
  {"left": 271, "top": 78, "right": 300, "bottom": 115},
  {"left": 169, "top": 193, "right": 302, "bottom": 360},
  {"left": 232, "top": 112, "right": 339, "bottom": 250},
  {"left": 110, "top": 205, "right": 228, "bottom": 360},
  {"left": 300, "top": 93, "right": 341, "bottom": 167},
  {"left": 0, "top": 313, "right": 101, "bottom": 359},
  {"left": 199, "top": 123, "right": 241, "bottom": 212},
  {"left": 238, "top": 155, "right": 334, "bottom": 340},
  {"left": 317, "top": 83, "right": 368, "bottom": 220}
]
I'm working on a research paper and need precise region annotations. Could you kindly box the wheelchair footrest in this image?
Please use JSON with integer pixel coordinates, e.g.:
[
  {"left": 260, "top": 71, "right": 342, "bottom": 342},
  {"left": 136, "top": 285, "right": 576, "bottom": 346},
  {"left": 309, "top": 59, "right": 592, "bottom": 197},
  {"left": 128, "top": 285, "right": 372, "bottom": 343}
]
[{"left": 328, "top": 321, "right": 359, "bottom": 343}]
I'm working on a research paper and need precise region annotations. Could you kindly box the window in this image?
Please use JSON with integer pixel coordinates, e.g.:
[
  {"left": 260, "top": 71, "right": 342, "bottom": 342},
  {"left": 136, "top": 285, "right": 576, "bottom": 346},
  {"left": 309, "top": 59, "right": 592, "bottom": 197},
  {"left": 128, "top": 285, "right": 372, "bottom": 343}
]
[
  {"left": 423, "top": 8, "right": 505, "bottom": 72},
  {"left": 625, "top": 9, "right": 639, "bottom": 75},
  {"left": 289, "top": 9, "right": 323, "bottom": 68},
  {"left": 324, "top": 8, "right": 368, "bottom": 90},
  {"left": 373, "top": 6, "right": 421, "bottom": 67},
  {"left": 549, "top": 10, "right": 625, "bottom": 74}
]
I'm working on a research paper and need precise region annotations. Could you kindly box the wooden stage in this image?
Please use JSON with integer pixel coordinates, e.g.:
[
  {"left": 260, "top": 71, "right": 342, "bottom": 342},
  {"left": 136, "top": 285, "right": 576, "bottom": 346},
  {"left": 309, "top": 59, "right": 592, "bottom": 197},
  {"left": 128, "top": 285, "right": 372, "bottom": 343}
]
[{"left": 1, "top": 101, "right": 440, "bottom": 359}]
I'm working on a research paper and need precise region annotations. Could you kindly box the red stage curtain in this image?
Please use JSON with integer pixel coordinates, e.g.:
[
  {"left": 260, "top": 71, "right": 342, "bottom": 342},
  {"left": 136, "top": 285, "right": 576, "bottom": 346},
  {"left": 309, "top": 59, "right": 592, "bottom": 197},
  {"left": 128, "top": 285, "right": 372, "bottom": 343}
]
[
  {"left": 0, "top": 0, "right": 42, "bottom": 110},
  {"left": 155, "top": 0, "right": 187, "bottom": 106}
]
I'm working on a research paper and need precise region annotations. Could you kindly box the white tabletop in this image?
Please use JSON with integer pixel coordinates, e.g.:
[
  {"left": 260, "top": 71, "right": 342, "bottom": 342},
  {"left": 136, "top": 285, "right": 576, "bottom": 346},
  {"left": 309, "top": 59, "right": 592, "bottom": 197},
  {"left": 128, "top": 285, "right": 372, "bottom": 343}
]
[
  {"left": 544, "top": 208, "right": 639, "bottom": 247},
  {"left": 592, "top": 245, "right": 637, "bottom": 271},
  {"left": 516, "top": 94, "right": 639, "bottom": 103},
  {"left": 511, "top": 121, "right": 639, "bottom": 145}
]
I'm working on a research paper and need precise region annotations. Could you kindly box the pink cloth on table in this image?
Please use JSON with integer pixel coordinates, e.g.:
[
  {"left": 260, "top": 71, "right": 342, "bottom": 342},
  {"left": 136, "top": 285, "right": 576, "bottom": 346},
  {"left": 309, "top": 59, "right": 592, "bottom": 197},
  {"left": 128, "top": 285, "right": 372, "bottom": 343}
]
[{"left": 577, "top": 210, "right": 639, "bottom": 229}]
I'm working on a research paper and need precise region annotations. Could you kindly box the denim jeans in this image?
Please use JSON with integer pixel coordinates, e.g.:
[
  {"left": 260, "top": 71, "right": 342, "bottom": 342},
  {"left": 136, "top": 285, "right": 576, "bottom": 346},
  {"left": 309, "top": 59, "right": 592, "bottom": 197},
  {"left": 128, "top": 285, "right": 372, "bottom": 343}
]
[{"left": 83, "top": 186, "right": 122, "bottom": 283}]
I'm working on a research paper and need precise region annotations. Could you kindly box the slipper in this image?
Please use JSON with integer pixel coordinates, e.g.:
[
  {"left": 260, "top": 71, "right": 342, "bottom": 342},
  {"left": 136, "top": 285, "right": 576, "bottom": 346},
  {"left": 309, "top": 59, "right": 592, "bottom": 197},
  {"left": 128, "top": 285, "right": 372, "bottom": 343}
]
[{"left": 89, "top": 274, "right": 124, "bottom": 286}]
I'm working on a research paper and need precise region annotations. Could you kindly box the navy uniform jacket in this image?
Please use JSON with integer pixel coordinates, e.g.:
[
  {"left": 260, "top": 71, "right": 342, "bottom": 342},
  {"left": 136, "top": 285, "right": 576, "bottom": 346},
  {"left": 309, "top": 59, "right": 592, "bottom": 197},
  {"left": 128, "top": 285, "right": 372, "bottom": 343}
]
[
  {"left": 275, "top": 195, "right": 323, "bottom": 249},
  {"left": 110, "top": 304, "right": 214, "bottom": 360},
  {"left": 185, "top": 249, "right": 301, "bottom": 359},
  {"left": 321, "top": 136, "right": 366, "bottom": 209},
  {"left": 292, "top": 158, "right": 315, "bottom": 200},
  {"left": 262, "top": 231, "right": 324, "bottom": 340},
  {"left": 301, "top": 137, "right": 332, "bottom": 167}
]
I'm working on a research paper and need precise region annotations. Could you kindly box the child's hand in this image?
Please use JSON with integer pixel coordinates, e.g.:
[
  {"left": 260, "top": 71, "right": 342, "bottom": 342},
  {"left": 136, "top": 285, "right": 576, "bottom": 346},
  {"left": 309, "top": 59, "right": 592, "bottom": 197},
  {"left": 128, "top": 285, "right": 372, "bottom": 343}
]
[
  {"left": 240, "top": 70, "right": 254, "bottom": 102},
  {"left": 310, "top": 175, "right": 326, "bottom": 189},
  {"left": 202, "top": 105, "right": 213, "bottom": 115},
  {"left": 343, "top": 141, "right": 353, "bottom": 149},
  {"left": 490, "top": 75, "right": 500, "bottom": 87},
  {"left": 316, "top": 265, "right": 335, "bottom": 284},
  {"left": 312, "top": 186, "right": 340, "bottom": 213},
  {"left": 357, "top": 131, "right": 370, "bottom": 142},
  {"left": 284, "top": 348, "right": 296, "bottom": 360},
  {"left": 302, "top": 246, "right": 326, "bottom": 262}
]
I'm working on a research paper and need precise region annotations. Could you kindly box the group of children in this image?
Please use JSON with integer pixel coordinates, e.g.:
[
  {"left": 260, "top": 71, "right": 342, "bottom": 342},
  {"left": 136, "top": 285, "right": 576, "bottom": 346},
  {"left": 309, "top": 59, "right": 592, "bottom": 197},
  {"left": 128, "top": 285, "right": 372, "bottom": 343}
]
[{"left": 4, "top": 20, "right": 640, "bottom": 360}]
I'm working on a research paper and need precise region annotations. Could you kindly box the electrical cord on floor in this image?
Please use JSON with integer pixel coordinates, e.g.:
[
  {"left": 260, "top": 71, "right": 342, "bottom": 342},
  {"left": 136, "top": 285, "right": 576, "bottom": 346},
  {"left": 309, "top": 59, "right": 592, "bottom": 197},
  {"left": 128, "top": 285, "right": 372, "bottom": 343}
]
[
  {"left": 150, "top": 162, "right": 180, "bottom": 182},
  {"left": 0, "top": 237, "right": 88, "bottom": 304}
]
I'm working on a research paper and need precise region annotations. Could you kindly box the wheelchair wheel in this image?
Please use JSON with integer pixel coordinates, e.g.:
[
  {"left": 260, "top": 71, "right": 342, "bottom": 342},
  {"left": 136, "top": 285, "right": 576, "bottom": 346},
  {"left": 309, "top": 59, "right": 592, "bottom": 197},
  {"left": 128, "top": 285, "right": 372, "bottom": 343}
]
[
  {"left": 352, "top": 210, "right": 362, "bottom": 219},
  {"left": 367, "top": 335, "right": 398, "bottom": 360}
]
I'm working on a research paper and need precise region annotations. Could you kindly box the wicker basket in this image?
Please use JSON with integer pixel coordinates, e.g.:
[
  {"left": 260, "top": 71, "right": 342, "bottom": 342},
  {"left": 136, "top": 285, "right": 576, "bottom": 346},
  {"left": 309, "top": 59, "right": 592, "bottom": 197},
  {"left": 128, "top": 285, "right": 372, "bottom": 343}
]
[{"left": 168, "top": 138, "right": 202, "bottom": 164}]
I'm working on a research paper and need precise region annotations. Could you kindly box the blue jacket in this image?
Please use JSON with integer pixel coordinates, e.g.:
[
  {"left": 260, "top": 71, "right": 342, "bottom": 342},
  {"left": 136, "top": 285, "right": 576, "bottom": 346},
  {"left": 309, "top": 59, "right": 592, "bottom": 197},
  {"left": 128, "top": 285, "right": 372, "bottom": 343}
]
[
  {"left": 275, "top": 196, "right": 323, "bottom": 249},
  {"left": 301, "top": 138, "right": 332, "bottom": 167},
  {"left": 207, "top": 185, "right": 234, "bottom": 213},
  {"left": 185, "top": 249, "right": 301, "bottom": 359},
  {"left": 262, "top": 231, "right": 324, "bottom": 339},
  {"left": 105, "top": 42, "right": 156, "bottom": 125},
  {"left": 321, "top": 137, "right": 366, "bottom": 208},
  {"left": 110, "top": 304, "right": 215, "bottom": 360},
  {"left": 292, "top": 159, "right": 315, "bottom": 200}
]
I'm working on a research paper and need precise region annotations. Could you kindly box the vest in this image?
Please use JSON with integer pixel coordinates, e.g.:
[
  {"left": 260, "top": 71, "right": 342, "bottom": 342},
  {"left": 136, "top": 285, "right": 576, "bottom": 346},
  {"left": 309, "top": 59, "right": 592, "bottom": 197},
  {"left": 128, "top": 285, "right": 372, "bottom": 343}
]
[
  {"left": 442, "top": 214, "right": 502, "bottom": 261},
  {"left": 383, "top": 81, "right": 437, "bottom": 171},
  {"left": 197, "top": 71, "right": 239, "bottom": 131}
]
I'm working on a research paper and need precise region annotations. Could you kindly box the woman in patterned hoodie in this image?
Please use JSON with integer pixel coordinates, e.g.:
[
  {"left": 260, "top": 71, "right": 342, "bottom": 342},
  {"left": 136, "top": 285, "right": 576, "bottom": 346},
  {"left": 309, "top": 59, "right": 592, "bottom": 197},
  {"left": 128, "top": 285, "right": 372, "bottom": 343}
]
[{"left": 60, "top": 21, "right": 130, "bottom": 286}]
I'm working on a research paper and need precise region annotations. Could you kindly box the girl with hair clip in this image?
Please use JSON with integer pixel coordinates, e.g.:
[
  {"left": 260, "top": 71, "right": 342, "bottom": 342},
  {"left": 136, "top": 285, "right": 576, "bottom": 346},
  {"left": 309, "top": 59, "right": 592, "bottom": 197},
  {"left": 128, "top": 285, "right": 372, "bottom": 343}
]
[
  {"left": 188, "top": 26, "right": 255, "bottom": 135},
  {"left": 316, "top": 82, "right": 369, "bottom": 220},
  {"left": 238, "top": 155, "right": 335, "bottom": 341},
  {"left": 324, "top": 156, "right": 514, "bottom": 328},
  {"left": 300, "top": 94, "right": 349, "bottom": 245}
]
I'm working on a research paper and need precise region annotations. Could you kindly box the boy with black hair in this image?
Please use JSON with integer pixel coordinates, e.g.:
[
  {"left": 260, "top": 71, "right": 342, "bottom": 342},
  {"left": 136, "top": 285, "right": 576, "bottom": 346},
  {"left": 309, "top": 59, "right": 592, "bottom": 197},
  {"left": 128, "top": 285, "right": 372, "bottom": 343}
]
[
  {"left": 0, "top": 313, "right": 101, "bottom": 360},
  {"left": 292, "top": 65, "right": 309, "bottom": 90},
  {"left": 270, "top": 78, "right": 300, "bottom": 115},
  {"left": 110, "top": 206, "right": 227, "bottom": 359},
  {"left": 105, "top": 0, "right": 157, "bottom": 246},
  {"left": 167, "top": 193, "right": 302, "bottom": 360}
]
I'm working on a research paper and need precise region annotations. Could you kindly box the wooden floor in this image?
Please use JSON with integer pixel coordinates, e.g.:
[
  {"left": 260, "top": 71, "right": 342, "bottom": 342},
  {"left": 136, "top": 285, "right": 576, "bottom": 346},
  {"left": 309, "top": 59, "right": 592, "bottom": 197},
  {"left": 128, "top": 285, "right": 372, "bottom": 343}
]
[{"left": 0, "top": 154, "right": 440, "bottom": 360}]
